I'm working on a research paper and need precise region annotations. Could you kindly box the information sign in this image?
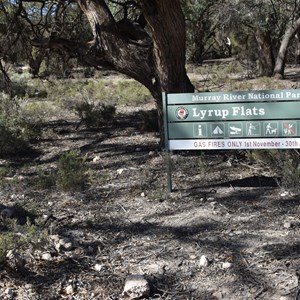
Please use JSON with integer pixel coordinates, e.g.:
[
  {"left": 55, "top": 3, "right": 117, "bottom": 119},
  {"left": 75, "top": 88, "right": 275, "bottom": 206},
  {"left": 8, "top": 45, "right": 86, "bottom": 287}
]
[
  {"left": 163, "top": 89, "right": 300, "bottom": 150},
  {"left": 162, "top": 89, "right": 300, "bottom": 191}
]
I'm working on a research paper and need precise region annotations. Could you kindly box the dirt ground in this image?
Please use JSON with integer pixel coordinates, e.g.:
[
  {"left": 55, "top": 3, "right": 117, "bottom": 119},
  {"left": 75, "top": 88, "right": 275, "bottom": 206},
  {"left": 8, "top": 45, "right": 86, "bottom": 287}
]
[{"left": 1, "top": 78, "right": 300, "bottom": 299}]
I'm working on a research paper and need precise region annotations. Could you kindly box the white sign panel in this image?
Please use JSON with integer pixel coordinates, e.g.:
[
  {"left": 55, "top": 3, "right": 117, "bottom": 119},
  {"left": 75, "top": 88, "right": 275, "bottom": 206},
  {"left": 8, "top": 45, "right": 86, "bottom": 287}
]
[{"left": 169, "top": 138, "right": 300, "bottom": 150}]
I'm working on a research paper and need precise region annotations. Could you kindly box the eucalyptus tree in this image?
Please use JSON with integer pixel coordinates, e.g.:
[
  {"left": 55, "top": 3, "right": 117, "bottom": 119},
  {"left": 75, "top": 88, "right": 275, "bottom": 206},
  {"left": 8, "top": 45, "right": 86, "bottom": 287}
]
[
  {"left": 183, "top": 0, "right": 224, "bottom": 63},
  {"left": 223, "top": 0, "right": 300, "bottom": 77},
  {"left": 2, "top": 0, "right": 194, "bottom": 142},
  {"left": 272, "top": 1, "right": 300, "bottom": 77}
]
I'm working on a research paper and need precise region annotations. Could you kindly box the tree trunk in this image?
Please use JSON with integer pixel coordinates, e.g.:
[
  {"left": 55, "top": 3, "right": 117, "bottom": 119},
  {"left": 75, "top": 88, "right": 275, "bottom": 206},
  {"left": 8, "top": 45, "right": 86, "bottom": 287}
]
[
  {"left": 75, "top": 0, "right": 194, "bottom": 145},
  {"left": 295, "top": 32, "right": 300, "bottom": 64},
  {"left": 254, "top": 29, "right": 274, "bottom": 77},
  {"left": 273, "top": 18, "right": 300, "bottom": 78},
  {"left": 138, "top": 0, "right": 194, "bottom": 141},
  {"left": 33, "top": 0, "right": 193, "bottom": 145}
]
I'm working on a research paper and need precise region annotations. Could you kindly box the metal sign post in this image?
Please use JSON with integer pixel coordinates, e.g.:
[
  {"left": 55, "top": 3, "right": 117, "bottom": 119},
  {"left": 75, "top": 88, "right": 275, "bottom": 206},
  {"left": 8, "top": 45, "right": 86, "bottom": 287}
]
[{"left": 162, "top": 93, "right": 173, "bottom": 192}]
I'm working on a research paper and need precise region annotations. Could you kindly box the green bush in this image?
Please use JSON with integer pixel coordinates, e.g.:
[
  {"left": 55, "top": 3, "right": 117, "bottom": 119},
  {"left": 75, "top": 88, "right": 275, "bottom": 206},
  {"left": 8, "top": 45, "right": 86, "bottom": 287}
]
[
  {"left": 0, "top": 93, "right": 46, "bottom": 156},
  {"left": 139, "top": 109, "right": 159, "bottom": 132},
  {"left": 75, "top": 100, "right": 116, "bottom": 128},
  {"left": 56, "top": 150, "right": 88, "bottom": 191},
  {"left": 115, "top": 80, "right": 151, "bottom": 105},
  {"left": 247, "top": 149, "right": 300, "bottom": 193},
  {"left": 0, "top": 211, "right": 46, "bottom": 268}
]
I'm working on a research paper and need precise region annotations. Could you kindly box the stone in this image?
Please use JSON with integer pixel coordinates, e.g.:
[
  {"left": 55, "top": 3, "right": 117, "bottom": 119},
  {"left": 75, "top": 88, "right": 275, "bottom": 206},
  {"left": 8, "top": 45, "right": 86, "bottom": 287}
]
[
  {"left": 59, "top": 237, "right": 73, "bottom": 251},
  {"left": 284, "top": 221, "right": 293, "bottom": 228},
  {"left": 199, "top": 255, "right": 210, "bottom": 267},
  {"left": 52, "top": 236, "right": 73, "bottom": 252},
  {"left": 6, "top": 250, "right": 26, "bottom": 270},
  {"left": 212, "top": 291, "right": 223, "bottom": 299},
  {"left": 5, "top": 288, "right": 15, "bottom": 298},
  {"left": 65, "top": 284, "right": 74, "bottom": 295},
  {"left": 222, "top": 262, "right": 233, "bottom": 269},
  {"left": 41, "top": 253, "right": 52, "bottom": 261},
  {"left": 117, "top": 168, "right": 124, "bottom": 175},
  {"left": 122, "top": 275, "right": 150, "bottom": 299},
  {"left": 280, "top": 191, "right": 289, "bottom": 197},
  {"left": 94, "top": 264, "right": 102, "bottom": 272},
  {"left": 92, "top": 155, "right": 101, "bottom": 163}
]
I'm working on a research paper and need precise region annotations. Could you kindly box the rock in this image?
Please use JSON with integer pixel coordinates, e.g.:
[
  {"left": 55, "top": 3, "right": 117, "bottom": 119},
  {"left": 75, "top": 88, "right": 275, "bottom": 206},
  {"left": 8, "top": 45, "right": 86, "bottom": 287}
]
[
  {"left": 280, "top": 191, "right": 289, "bottom": 197},
  {"left": 122, "top": 275, "right": 150, "bottom": 299},
  {"left": 94, "top": 264, "right": 102, "bottom": 272},
  {"left": 51, "top": 235, "right": 73, "bottom": 252},
  {"left": 284, "top": 221, "right": 293, "bottom": 228},
  {"left": 6, "top": 250, "right": 26, "bottom": 271},
  {"left": 92, "top": 155, "right": 101, "bottom": 163},
  {"left": 222, "top": 262, "right": 233, "bottom": 269},
  {"left": 117, "top": 168, "right": 124, "bottom": 175},
  {"left": 58, "top": 237, "right": 73, "bottom": 251},
  {"left": 199, "top": 255, "right": 210, "bottom": 267},
  {"left": 65, "top": 284, "right": 74, "bottom": 295},
  {"left": 212, "top": 291, "right": 223, "bottom": 299},
  {"left": 5, "top": 288, "right": 15, "bottom": 298},
  {"left": 41, "top": 253, "right": 52, "bottom": 261},
  {"left": 141, "top": 192, "right": 146, "bottom": 197}
]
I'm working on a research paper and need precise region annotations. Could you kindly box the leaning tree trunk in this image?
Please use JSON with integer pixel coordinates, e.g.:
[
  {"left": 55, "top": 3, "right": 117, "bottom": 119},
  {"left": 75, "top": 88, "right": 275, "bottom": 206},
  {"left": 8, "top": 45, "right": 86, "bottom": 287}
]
[
  {"left": 138, "top": 0, "right": 194, "bottom": 140},
  {"left": 254, "top": 29, "right": 275, "bottom": 77},
  {"left": 37, "top": 0, "right": 194, "bottom": 145},
  {"left": 273, "top": 17, "right": 300, "bottom": 78}
]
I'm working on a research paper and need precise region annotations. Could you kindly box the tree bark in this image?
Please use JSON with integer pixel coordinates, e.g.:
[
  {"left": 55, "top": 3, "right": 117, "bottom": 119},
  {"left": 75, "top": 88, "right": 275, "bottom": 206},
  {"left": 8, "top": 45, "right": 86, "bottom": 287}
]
[
  {"left": 75, "top": 0, "right": 193, "bottom": 144},
  {"left": 273, "top": 17, "right": 300, "bottom": 78},
  {"left": 254, "top": 29, "right": 274, "bottom": 77},
  {"left": 137, "top": 0, "right": 194, "bottom": 140},
  {"left": 32, "top": 0, "right": 193, "bottom": 145}
]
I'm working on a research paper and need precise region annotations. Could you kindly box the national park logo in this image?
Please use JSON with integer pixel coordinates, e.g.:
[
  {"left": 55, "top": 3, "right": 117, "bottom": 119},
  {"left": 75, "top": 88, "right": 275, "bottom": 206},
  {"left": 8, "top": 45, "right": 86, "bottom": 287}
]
[{"left": 176, "top": 106, "right": 189, "bottom": 120}]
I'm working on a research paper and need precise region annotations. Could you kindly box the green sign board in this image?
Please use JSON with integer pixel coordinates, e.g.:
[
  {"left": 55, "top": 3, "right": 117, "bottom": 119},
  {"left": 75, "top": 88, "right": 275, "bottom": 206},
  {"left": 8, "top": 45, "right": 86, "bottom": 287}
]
[
  {"left": 163, "top": 89, "right": 300, "bottom": 150},
  {"left": 163, "top": 89, "right": 300, "bottom": 191}
]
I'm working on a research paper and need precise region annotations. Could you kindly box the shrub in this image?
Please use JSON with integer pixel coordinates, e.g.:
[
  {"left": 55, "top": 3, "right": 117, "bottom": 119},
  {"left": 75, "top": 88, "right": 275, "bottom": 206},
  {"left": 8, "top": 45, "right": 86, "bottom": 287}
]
[
  {"left": 139, "top": 109, "right": 159, "bottom": 132},
  {"left": 115, "top": 80, "right": 151, "bottom": 105},
  {"left": 0, "top": 209, "right": 46, "bottom": 268},
  {"left": 75, "top": 100, "right": 116, "bottom": 129},
  {"left": 0, "top": 93, "right": 45, "bottom": 156},
  {"left": 56, "top": 150, "right": 88, "bottom": 191},
  {"left": 247, "top": 149, "right": 300, "bottom": 193}
]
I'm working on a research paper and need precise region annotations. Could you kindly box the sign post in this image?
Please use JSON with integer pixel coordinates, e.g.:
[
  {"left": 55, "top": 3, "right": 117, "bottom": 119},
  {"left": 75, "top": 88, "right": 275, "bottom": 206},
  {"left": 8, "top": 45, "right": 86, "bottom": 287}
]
[{"left": 163, "top": 89, "right": 300, "bottom": 191}]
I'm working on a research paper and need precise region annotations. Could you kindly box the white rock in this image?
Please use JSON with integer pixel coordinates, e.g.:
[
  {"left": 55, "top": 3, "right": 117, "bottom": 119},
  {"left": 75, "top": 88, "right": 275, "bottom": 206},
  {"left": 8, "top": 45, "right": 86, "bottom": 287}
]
[
  {"left": 41, "top": 253, "right": 52, "bottom": 261},
  {"left": 212, "top": 291, "right": 223, "bottom": 299},
  {"left": 5, "top": 288, "right": 14, "bottom": 297},
  {"left": 92, "top": 155, "right": 101, "bottom": 163},
  {"left": 117, "top": 168, "right": 124, "bottom": 175},
  {"left": 94, "top": 264, "right": 102, "bottom": 272},
  {"left": 65, "top": 284, "right": 74, "bottom": 295},
  {"left": 222, "top": 262, "right": 233, "bottom": 269},
  {"left": 199, "top": 255, "right": 210, "bottom": 267},
  {"left": 141, "top": 192, "right": 146, "bottom": 197},
  {"left": 284, "top": 221, "right": 292, "bottom": 228},
  {"left": 122, "top": 275, "right": 150, "bottom": 299},
  {"left": 280, "top": 191, "right": 289, "bottom": 197},
  {"left": 59, "top": 237, "right": 73, "bottom": 251}
]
